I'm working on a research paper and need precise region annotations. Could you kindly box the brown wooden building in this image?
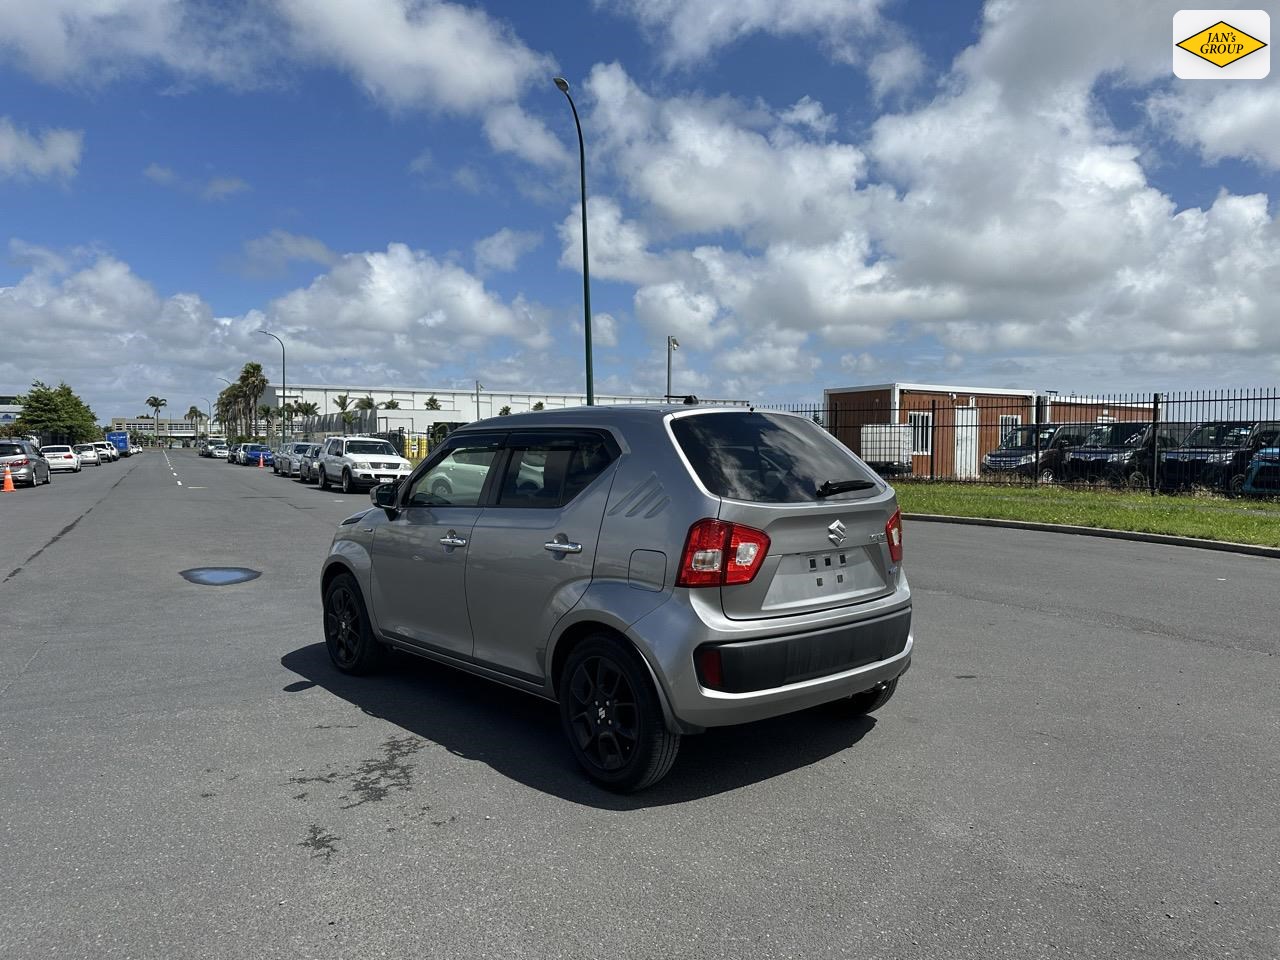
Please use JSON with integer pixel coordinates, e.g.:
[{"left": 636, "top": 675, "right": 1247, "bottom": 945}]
[{"left": 823, "top": 382, "right": 1153, "bottom": 479}]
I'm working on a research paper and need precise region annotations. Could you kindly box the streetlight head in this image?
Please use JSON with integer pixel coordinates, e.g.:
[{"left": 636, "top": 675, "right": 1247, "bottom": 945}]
[{"left": 553, "top": 76, "right": 569, "bottom": 93}]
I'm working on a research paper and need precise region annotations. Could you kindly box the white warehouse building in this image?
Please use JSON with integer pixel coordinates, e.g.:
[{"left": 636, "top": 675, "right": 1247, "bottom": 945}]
[{"left": 263, "top": 384, "right": 743, "bottom": 437}]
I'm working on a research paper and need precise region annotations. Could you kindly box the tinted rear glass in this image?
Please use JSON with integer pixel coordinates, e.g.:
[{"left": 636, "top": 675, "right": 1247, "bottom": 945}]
[
  {"left": 1184, "top": 422, "right": 1252, "bottom": 448},
  {"left": 0, "top": 443, "right": 23, "bottom": 456},
  {"left": 671, "top": 412, "right": 878, "bottom": 503}
]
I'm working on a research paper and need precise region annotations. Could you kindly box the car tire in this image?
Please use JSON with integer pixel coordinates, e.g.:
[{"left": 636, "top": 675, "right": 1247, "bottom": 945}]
[
  {"left": 1038, "top": 468, "right": 1055, "bottom": 483},
  {"left": 431, "top": 478, "right": 451, "bottom": 499},
  {"left": 1126, "top": 471, "right": 1147, "bottom": 489},
  {"left": 842, "top": 678, "right": 899, "bottom": 715},
  {"left": 1229, "top": 474, "right": 1246, "bottom": 496},
  {"left": 559, "top": 635, "right": 680, "bottom": 793},
  {"left": 318, "top": 468, "right": 329, "bottom": 490},
  {"left": 323, "top": 573, "right": 384, "bottom": 675},
  {"left": 341, "top": 469, "right": 352, "bottom": 495}
]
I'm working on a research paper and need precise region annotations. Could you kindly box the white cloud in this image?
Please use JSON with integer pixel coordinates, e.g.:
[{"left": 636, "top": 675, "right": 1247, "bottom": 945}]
[
  {"left": 598, "top": 0, "right": 886, "bottom": 67},
  {"left": 144, "top": 163, "right": 250, "bottom": 202},
  {"left": 0, "top": 117, "right": 82, "bottom": 180},
  {"left": 278, "top": 0, "right": 553, "bottom": 112},
  {"left": 779, "top": 96, "right": 836, "bottom": 136},
  {"left": 0, "top": 0, "right": 278, "bottom": 85},
  {"left": 1147, "top": 86, "right": 1280, "bottom": 170},
  {"left": 482, "top": 104, "right": 570, "bottom": 167},
  {"left": 474, "top": 228, "right": 541, "bottom": 273},
  {"left": 241, "top": 230, "right": 338, "bottom": 277},
  {"left": 867, "top": 44, "right": 925, "bottom": 103}
]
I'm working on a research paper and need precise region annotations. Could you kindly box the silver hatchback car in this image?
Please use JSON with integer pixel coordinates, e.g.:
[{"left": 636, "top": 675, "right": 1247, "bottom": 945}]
[{"left": 321, "top": 406, "right": 912, "bottom": 791}]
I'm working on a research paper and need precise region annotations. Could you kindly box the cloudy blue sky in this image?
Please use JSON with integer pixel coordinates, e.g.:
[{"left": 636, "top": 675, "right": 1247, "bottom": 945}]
[{"left": 1, "top": 0, "right": 1277, "bottom": 419}]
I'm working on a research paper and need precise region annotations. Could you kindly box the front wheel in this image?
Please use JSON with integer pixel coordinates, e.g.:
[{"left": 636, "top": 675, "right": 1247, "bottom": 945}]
[
  {"left": 318, "top": 468, "right": 329, "bottom": 490},
  {"left": 323, "top": 573, "right": 383, "bottom": 675},
  {"left": 559, "top": 636, "right": 680, "bottom": 792},
  {"left": 1038, "top": 468, "right": 1055, "bottom": 484},
  {"left": 341, "top": 469, "right": 353, "bottom": 495}
]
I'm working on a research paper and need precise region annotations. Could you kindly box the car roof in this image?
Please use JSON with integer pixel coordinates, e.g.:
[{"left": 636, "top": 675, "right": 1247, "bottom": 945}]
[{"left": 454, "top": 404, "right": 773, "bottom": 435}]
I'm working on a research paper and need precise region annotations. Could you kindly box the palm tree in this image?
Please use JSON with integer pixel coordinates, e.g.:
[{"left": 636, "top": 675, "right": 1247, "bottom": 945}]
[
  {"left": 531, "top": 401, "right": 545, "bottom": 411},
  {"left": 499, "top": 405, "right": 512, "bottom": 416},
  {"left": 380, "top": 399, "right": 400, "bottom": 410},
  {"left": 257, "top": 404, "right": 276, "bottom": 444},
  {"left": 184, "top": 405, "right": 202, "bottom": 442},
  {"left": 423, "top": 395, "right": 441, "bottom": 411},
  {"left": 333, "top": 393, "right": 352, "bottom": 435},
  {"left": 146, "top": 395, "right": 167, "bottom": 447},
  {"left": 238, "top": 362, "right": 268, "bottom": 434},
  {"left": 294, "top": 401, "right": 319, "bottom": 438},
  {"left": 355, "top": 395, "right": 376, "bottom": 434}
]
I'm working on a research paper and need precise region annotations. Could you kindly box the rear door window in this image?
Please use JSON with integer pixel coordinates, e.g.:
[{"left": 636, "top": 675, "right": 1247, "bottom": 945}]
[{"left": 670, "top": 411, "right": 878, "bottom": 503}]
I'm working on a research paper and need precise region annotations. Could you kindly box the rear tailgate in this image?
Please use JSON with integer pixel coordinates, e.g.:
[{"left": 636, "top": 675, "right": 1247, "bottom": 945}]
[
  {"left": 669, "top": 409, "right": 900, "bottom": 622},
  {"left": 716, "top": 494, "right": 898, "bottom": 620}
]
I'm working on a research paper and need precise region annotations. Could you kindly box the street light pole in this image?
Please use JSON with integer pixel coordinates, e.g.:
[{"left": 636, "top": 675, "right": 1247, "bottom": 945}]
[
  {"left": 666, "top": 336, "right": 679, "bottom": 399},
  {"left": 554, "top": 76, "right": 594, "bottom": 406},
  {"left": 201, "top": 397, "right": 212, "bottom": 436},
  {"left": 258, "top": 330, "right": 286, "bottom": 445}
]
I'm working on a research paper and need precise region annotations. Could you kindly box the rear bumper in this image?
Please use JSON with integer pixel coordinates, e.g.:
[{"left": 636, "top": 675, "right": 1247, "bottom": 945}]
[{"left": 49, "top": 460, "right": 79, "bottom": 471}]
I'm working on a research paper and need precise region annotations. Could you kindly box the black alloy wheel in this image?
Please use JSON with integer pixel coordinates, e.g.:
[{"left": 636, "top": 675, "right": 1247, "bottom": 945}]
[
  {"left": 322, "top": 573, "right": 382, "bottom": 675},
  {"left": 559, "top": 636, "right": 680, "bottom": 792}
]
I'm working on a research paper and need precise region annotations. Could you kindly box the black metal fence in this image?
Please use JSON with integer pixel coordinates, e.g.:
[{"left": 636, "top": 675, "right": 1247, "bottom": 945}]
[{"left": 757, "top": 388, "right": 1280, "bottom": 497}]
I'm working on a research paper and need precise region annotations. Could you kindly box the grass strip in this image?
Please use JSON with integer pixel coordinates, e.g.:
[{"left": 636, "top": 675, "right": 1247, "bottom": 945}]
[{"left": 894, "top": 482, "right": 1280, "bottom": 548}]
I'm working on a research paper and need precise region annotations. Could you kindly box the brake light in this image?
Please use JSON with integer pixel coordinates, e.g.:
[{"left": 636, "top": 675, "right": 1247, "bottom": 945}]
[
  {"left": 9, "top": 457, "right": 29, "bottom": 466},
  {"left": 885, "top": 509, "right": 903, "bottom": 563},
  {"left": 676, "top": 519, "right": 770, "bottom": 587}
]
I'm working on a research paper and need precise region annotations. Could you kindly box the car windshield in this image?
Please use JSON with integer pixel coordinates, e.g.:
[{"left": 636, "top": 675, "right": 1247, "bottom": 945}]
[
  {"left": 1082, "top": 422, "right": 1147, "bottom": 447},
  {"left": 670, "top": 411, "right": 878, "bottom": 503},
  {"left": 1184, "top": 422, "right": 1252, "bottom": 448},
  {"left": 345, "top": 441, "right": 397, "bottom": 456},
  {"left": 997, "top": 426, "right": 1059, "bottom": 450},
  {"left": 0, "top": 443, "right": 24, "bottom": 456}
]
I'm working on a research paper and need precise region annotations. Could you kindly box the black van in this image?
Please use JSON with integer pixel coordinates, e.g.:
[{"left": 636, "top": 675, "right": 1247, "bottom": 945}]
[
  {"left": 1064, "top": 421, "right": 1195, "bottom": 487},
  {"left": 1159, "top": 420, "right": 1280, "bottom": 493},
  {"left": 980, "top": 422, "right": 1094, "bottom": 483}
]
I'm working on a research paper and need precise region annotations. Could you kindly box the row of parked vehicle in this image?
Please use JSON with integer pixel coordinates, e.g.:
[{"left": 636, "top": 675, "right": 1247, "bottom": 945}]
[
  {"left": 195, "top": 435, "right": 414, "bottom": 494},
  {"left": 979, "top": 418, "right": 1280, "bottom": 494},
  {"left": 0, "top": 438, "right": 132, "bottom": 488}
]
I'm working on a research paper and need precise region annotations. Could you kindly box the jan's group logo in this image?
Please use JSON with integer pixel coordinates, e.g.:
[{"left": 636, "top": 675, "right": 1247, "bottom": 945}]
[{"left": 1174, "top": 10, "right": 1269, "bottom": 78}]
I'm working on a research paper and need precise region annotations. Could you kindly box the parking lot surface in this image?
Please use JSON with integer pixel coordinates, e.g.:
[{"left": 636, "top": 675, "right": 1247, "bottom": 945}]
[{"left": 2, "top": 450, "right": 1277, "bottom": 959}]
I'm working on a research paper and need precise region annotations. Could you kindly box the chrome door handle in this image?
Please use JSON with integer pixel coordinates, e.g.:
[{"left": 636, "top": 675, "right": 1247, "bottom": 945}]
[
  {"left": 439, "top": 533, "right": 468, "bottom": 548},
  {"left": 544, "top": 540, "right": 582, "bottom": 554}
]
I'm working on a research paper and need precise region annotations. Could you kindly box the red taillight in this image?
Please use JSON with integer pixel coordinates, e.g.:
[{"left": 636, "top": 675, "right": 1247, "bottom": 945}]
[
  {"left": 9, "top": 457, "right": 29, "bottom": 466},
  {"left": 886, "top": 509, "right": 903, "bottom": 563},
  {"left": 676, "top": 519, "right": 770, "bottom": 588},
  {"left": 695, "top": 647, "right": 723, "bottom": 689}
]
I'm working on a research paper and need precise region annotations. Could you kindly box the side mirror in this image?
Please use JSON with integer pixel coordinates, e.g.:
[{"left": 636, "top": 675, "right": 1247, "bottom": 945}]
[{"left": 370, "top": 482, "right": 400, "bottom": 516}]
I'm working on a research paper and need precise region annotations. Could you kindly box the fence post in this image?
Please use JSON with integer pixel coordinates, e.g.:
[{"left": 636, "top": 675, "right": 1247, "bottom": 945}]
[
  {"left": 1149, "top": 392, "right": 1161, "bottom": 496},
  {"left": 1033, "top": 395, "right": 1042, "bottom": 486},
  {"left": 929, "top": 399, "right": 937, "bottom": 481}
]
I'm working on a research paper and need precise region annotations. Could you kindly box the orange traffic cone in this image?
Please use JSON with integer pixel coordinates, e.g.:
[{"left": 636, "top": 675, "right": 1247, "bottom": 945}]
[
  {"left": 258, "top": 453, "right": 265, "bottom": 468},
  {"left": 2, "top": 464, "right": 14, "bottom": 492}
]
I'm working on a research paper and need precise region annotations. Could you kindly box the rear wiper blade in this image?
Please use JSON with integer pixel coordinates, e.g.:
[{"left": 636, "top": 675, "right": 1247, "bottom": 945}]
[{"left": 815, "top": 478, "right": 877, "bottom": 498}]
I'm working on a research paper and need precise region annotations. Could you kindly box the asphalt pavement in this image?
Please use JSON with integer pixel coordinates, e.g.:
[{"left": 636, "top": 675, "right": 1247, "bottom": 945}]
[{"left": 1, "top": 449, "right": 1277, "bottom": 959}]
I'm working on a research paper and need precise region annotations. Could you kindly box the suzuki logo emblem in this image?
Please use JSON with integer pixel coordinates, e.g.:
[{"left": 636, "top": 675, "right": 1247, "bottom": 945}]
[{"left": 827, "top": 519, "right": 847, "bottom": 545}]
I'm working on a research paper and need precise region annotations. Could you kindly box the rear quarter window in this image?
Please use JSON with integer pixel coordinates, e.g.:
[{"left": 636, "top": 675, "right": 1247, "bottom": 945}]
[{"left": 670, "top": 411, "right": 879, "bottom": 503}]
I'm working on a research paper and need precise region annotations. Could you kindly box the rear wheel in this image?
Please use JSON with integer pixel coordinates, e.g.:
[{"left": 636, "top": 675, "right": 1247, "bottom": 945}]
[
  {"left": 559, "top": 636, "right": 680, "bottom": 792},
  {"left": 1229, "top": 474, "right": 1246, "bottom": 496},
  {"left": 318, "top": 468, "right": 329, "bottom": 490},
  {"left": 323, "top": 573, "right": 383, "bottom": 675}
]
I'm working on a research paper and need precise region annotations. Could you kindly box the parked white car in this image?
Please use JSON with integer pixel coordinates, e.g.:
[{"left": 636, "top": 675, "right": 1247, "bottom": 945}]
[
  {"left": 41, "top": 445, "right": 82, "bottom": 472},
  {"left": 316, "top": 436, "right": 413, "bottom": 494},
  {"left": 92, "top": 441, "right": 118, "bottom": 462},
  {"left": 73, "top": 444, "right": 101, "bottom": 466}
]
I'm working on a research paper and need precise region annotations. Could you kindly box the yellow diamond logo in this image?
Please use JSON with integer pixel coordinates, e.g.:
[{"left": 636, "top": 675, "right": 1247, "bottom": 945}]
[{"left": 1176, "top": 20, "right": 1267, "bottom": 68}]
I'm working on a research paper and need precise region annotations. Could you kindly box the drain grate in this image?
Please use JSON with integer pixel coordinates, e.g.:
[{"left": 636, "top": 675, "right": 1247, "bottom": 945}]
[{"left": 180, "top": 567, "right": 261, "bottom": 586}]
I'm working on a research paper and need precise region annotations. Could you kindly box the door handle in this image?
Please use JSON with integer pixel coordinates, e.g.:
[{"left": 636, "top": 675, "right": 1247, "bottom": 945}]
[
  {"left": 439, "top": 532, "right": 468, "bottom": 548},
  {"left": 544, "top": 540, "right": 583, "bottom": 554}
]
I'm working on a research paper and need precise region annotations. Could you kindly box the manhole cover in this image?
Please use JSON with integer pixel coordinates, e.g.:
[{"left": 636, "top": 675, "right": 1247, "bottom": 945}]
[{"left": 179, "top": 567, "right": 262, "bottom": 586}]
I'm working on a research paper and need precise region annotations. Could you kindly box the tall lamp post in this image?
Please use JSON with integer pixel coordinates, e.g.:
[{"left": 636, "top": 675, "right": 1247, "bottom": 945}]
[
  {"left": 201, "top": 397, "right": 213, "bottom": 436},
  {"left": 258, "top": 330, "right": 286, "bottom": 445},
  {"left": 666, "top": 336, "right": 679, "bottom": 399},
  {"left": 554, "top": 76, "right": 594, "bottom": 406}
]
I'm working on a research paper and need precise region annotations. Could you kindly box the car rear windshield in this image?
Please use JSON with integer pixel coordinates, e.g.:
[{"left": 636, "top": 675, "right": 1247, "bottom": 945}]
[
  {"left": 0, "top": 443, "right": 24, "bottom": 456},
  {"left": 670, "top": 411, "right": 878, "bottom": 503},
  {"left": 345, "top": 441, "right": 397, "bottom": 456},
  {"left": 43, "top": 446, "right": 71, "bottom": 453},
  {"left": 1184, "top": 422, "right": 1252, "bottom": 448},
  {"left": 1082, "top": 422, "right": 1147, "bottom": 447}
]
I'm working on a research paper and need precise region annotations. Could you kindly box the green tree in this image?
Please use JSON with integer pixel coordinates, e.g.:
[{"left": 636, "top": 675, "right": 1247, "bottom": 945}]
[
  {"left": 257, "top": 404, "right": 277, "bottom": 445},
  {"left": 498, "top": 405, "right": 512, "bottom": 416},
  {"left": 423, "top": 395, "right": 441, "bottom": 411},
  {"left": 380, "top": 398, "right": 400, "bottom": 410},
  {"left": 355, "top": 395, "right": 376, "bottom": 434},
  {"left": 333, "top": 393, "right": 352, "bottom": 435},
  {"left": 15, "top": 381, "right": 100, "bottom": 444},
  {"left": 238, "top": 362, "right": 268, "bottom": 435},
  {"left": 531, "top": 401, "right": 545, "bottom": 411},
  {"left": 146, "top": 395, "right": 167, "bottom": 446},
  {"left": 294, "top": 401, "right": 319, "bottom": 437}
]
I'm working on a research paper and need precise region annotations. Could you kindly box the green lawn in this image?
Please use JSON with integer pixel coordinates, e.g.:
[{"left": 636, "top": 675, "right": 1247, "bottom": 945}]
[{"left": 895, "top": 482, "right": 1280, "bottom": 547}]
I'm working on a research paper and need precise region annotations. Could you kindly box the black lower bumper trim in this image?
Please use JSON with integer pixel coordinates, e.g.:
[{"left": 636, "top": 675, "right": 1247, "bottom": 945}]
[{"left": 707, "top": 607, "right": 912, "bottom": 694}]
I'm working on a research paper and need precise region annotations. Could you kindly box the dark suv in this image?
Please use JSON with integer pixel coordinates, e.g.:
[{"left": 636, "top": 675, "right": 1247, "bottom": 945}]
[
  {"left": 1159, "top": 420, "right": 1280, "bottom": 493},
  {"left": 1064, "top": 421, "right": 1195, "bottom": 487},
  {"left": 980, "top": 422, "right": 1094, "bottom": 483}
]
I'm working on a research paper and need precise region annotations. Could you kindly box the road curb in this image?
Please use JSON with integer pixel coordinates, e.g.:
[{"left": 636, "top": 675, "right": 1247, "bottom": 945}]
[{"left": 902, "top": 513, "right": 1280, "bottom": 559}]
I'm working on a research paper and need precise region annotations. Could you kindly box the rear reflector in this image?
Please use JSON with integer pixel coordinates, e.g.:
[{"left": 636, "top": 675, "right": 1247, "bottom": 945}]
[
  {"left": 677, "top": 519, "right": 770, "bottom": 588},
  {"left": 695, "top": 647, "right": 723, "bottom": 689}
]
